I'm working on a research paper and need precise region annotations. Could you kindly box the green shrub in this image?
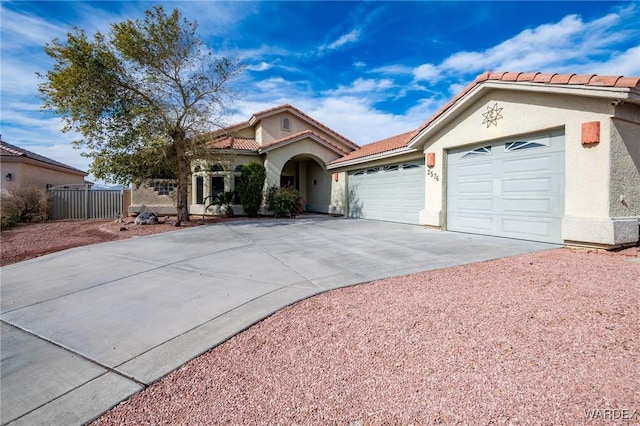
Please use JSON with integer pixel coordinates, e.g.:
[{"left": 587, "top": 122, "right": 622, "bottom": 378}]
[
  {"left": 236, "top": 162, "right": 266, "bottom": 217},
  {"left": 0, "top": 185, "right": 49, "bottom": 229},
  {"left": 266, "top": 186, "right": 304, "bottom": 218},
  {"left": 204, "top": 190, "right": 235, "bottom": 217}
]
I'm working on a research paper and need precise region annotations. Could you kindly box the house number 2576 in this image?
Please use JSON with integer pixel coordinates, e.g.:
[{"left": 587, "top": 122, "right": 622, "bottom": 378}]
[{"left": 427, "top": 169, "right": 440, "bottom": 181}]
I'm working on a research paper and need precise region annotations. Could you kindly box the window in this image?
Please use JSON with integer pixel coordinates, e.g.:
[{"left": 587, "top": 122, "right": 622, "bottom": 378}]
[
  {"left": 366, "top": 167, "right": 380, "bottom": 174},
  {"left": 383, "top": 165, "right": 399, "bottom": 172},
  {"left": 195, "top": 176, "right": 204, "bottom": 204},
  {"left": 154, "top": 181, "right": 177, "bottom": 196},
  {"left": 461, "top": 145, "right": 492, "bottom": 159},
  {"left": 505, "top": 140, "right": 547, "bottom": 152},
  {"left": 234, "top": 175, "right": 242, "bottom": 204},
  {"left": 211, "top": 176, "right": 225, "bottom": 199},
  {"left": 281, "top": 117, "right": 291, "bottom": 131},
  {"left": 210, "top": 163, "right": 224, "bottom": 172},
  {"left": 353, "top": 170, "right": 365, "bottom": 176},
  {"left": 232, "top": 165, "right": 243, "bottom": 204},
  {"left": 402, "top": 163, "right": 419, "bottom": 170}
]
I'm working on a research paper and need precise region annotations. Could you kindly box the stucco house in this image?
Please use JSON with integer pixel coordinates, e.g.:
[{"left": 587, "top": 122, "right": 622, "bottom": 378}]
[
  {"left": 0, "top": 140, "right": 87, "bottom": 193},
  {"left": 329, "top": 71, "right": 640, "bottom": 248},
  {"left": 129, "top": 104, "right": 359, "bottom": 215},
  {"left": 132, "top": 71, "right": 640, "bottom": 248}
]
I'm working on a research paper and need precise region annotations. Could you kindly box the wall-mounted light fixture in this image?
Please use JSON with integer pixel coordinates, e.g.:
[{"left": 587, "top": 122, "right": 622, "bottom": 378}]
[
  {"left": 5, "top": 173, "right": 12, "bottom": 181},
  {"left": 426, "top": 153, "right": 436, "bottom": 168},
  {"left": 581, "top": 121, "right": 600, "bottom": 145}
]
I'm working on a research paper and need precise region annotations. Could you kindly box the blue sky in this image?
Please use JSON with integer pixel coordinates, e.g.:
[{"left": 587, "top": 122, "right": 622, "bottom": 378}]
[{"left": 1, "top": 1, "right": 639, "bottom": 182}]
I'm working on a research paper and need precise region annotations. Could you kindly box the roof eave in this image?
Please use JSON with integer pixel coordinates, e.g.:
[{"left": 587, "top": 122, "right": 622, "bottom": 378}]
[
  {"left": 260, "top": 133, "right": 347, "bottom": 157},
  {"left": 407, "top": 80, "right": 639, "bottom": 150},
  {"left": 328, "top": 147, "right": 418, "bottom": 170},
  {"left": 2, "top": 156, "right": 88, "bottom": 176}
]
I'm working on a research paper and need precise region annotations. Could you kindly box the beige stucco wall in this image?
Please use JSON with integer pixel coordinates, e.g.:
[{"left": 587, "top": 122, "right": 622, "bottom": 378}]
[
  {"left": 305, "top": 160, "right": 331, "bottom": 212},
  {"left": 232, "top": 127, "right": 255, "bottom": 139},
  {"left": 609, "top": 104, "right": 640, "bottom": 219},
  {"left": 257, "top": 112, "right": 349, "bottom": 151},
  {"left": 1, "top": 160, "right": 85, "bottom": 193},
  {"left": 129, "top": 179, "right": 178, "bottom": 215},
  {"left": 330, "top": 171, "right": 347, "bottom": 215},
  {"left": 415, "top": 88, "right": 638, "bottom": 246},
  {"left": 263, "top": 138, "right": 342, "bottom": 188}
]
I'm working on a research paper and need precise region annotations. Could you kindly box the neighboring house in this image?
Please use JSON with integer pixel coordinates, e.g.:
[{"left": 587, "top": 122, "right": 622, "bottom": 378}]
[
  {"left": 129, "top": 104, "right": 359, "bottom": 215},
  {"left": 329, "top": 71, "right": 640, "bottom": 248},
  {"left": 0, "top": 140, "right": 87, "bottom": 193},
  {"left": 132, "top": 71, "right": 640, "bottom": 249}
]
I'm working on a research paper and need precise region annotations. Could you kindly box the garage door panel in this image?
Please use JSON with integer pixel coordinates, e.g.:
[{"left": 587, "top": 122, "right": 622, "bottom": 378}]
[
  {"left": 502, "top": 198, "right": 551, "bottom": 213},
  {"left": 458, "top": 180, "right": 493, "bottom": 194},
  {"left": 503, "top": 155, "right": 553, "bottom": 174},
  {"left": 458, "top": 198, "right": 493, "bottom": 211},
  {"left": 447, "top": 131, "right": 565, "bottom": 244},
  {"left": 457, "top": 163, "right": 494, "bottom": 178},
  {"left": 456, "top": 214, "right": 493, "bottom": 231},
  {"left": 501, "top": 218, "right": 552, "bottom": 236},
  {"left": 348, "top": 162, "right": 424, "bottom": 224},
  {"left": 502, "top": 177, "right": 551, "bottom": 193}
]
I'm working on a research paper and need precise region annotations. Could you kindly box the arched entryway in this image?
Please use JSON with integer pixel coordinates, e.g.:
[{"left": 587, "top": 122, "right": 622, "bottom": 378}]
[{"left": 280, "top": 154, "right": 331, "bottom": 213}]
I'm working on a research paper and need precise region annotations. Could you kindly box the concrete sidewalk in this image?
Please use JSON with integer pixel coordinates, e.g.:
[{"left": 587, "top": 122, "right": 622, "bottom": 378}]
[{"left": 1, "top": 217, "right": 556, "bottom": 425}]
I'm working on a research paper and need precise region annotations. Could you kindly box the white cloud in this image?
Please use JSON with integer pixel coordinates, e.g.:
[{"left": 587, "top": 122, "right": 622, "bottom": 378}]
[
  {"left": 307, "top": 97, "right": 426, "bottom": 144},
  {"left": 0, "top": 6, "right": 63, "bottom": 47},
  {"left": 0, "top": 57, "right": 45, "bottom": 97},
  {"left": 413, "top": 63, "right": 440, "bottom": 82},
  {"left": 316, "top": 28, "right": 363, "bottom": 56},
  {"left": 574, "top": 46, "right": 640, "bottom": 76},
  {"left": 323, "top": 78, "right": 394, "bottom": 96},
  {"left": 326, "top": 28, "right": 362, "bottom": 50},
  {"left": 246, "top": 61, "right": 271, "bottom": 72},
  {"left": 167, "top": 1, "right": 259, "bottom": 37},
  {"left": 412, "top": 8, "right": 639, "bottom": 83},
  {"left": 371, "top": 64, "right": 414, "bottom": 75}
]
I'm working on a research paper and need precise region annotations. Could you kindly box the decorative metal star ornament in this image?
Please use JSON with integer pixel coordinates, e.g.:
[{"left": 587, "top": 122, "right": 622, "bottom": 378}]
[{"left": 482, "top": 103, "right": 504, "bottom": 127}]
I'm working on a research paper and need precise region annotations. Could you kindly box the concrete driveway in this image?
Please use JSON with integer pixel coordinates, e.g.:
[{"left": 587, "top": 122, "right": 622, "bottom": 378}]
[{"left": 1, "top": 216, "right": 556, "bottom": 425}]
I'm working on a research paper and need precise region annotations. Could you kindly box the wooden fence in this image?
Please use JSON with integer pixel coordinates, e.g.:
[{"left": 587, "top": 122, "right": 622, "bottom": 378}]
[{"left": 49, "top": 185, "right": 130, "bottom": 220}]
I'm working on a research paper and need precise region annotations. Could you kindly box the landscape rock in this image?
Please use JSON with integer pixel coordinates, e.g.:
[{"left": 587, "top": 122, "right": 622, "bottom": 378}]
[{"left": 134, "top": 211, "right": 159, "bottom": 225}]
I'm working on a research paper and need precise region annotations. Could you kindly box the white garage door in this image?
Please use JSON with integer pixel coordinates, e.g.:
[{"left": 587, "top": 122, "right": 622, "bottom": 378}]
[
  {"left": 348, "top": 161, "right": 425, "bottom": 224},
  {"left": 447, "top": 132, "right": 565, "bottom": 243}
]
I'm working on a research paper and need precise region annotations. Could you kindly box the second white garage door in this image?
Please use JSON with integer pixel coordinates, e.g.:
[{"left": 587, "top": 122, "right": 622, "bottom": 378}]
[
  {"left": 447, "top": 131, "right": 565, "bottom": 243},
  {"left": 348, "top": 161, "right": 425, "bottom": 224}
]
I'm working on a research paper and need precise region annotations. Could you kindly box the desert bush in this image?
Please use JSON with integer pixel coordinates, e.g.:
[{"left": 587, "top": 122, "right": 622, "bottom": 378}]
[
  {"left": 266, "top": 186, "right": 304, "bottom": 217},
  {"left": 0, "top": 185, "right": 49, "bottom": 229},
  {"left": 236, "top": 162, "right": 266, "bottom": 217}
]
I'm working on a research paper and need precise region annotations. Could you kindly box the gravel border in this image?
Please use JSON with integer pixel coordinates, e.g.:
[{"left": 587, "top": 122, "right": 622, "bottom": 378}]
[{"left": 93, "top": 248, "right": 639, "bottom": 425}]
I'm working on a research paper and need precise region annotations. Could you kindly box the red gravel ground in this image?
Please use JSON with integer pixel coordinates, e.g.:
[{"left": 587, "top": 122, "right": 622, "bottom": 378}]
[{"left": 92, "top": 247, "right": 640, "bottom": 425}]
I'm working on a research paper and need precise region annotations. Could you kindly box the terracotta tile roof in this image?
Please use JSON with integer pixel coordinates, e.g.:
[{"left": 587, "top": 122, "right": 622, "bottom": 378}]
[
  {"left": 0, "top": 140, "right": 87, "bottom": 174},
  {"left": 251, "top": 104, "right": 359, "bottom": 150},
  {"left": 210, "top": 136, "right": 260, "bottom": 151},
  {"left": 260, "top": 130, "right": 351, "bottom": 155},
  {"left": 330, "top": 130, "right": 416, "bottom": 165},
  {"left": 411, "top": 71, "right": 640, "bottom": 141},
  {"left": 202, "top": 120, "right": 251, "bottom": 141},
  {"left": 332, "top": 71, "right": 640, "bottom": 166}
]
